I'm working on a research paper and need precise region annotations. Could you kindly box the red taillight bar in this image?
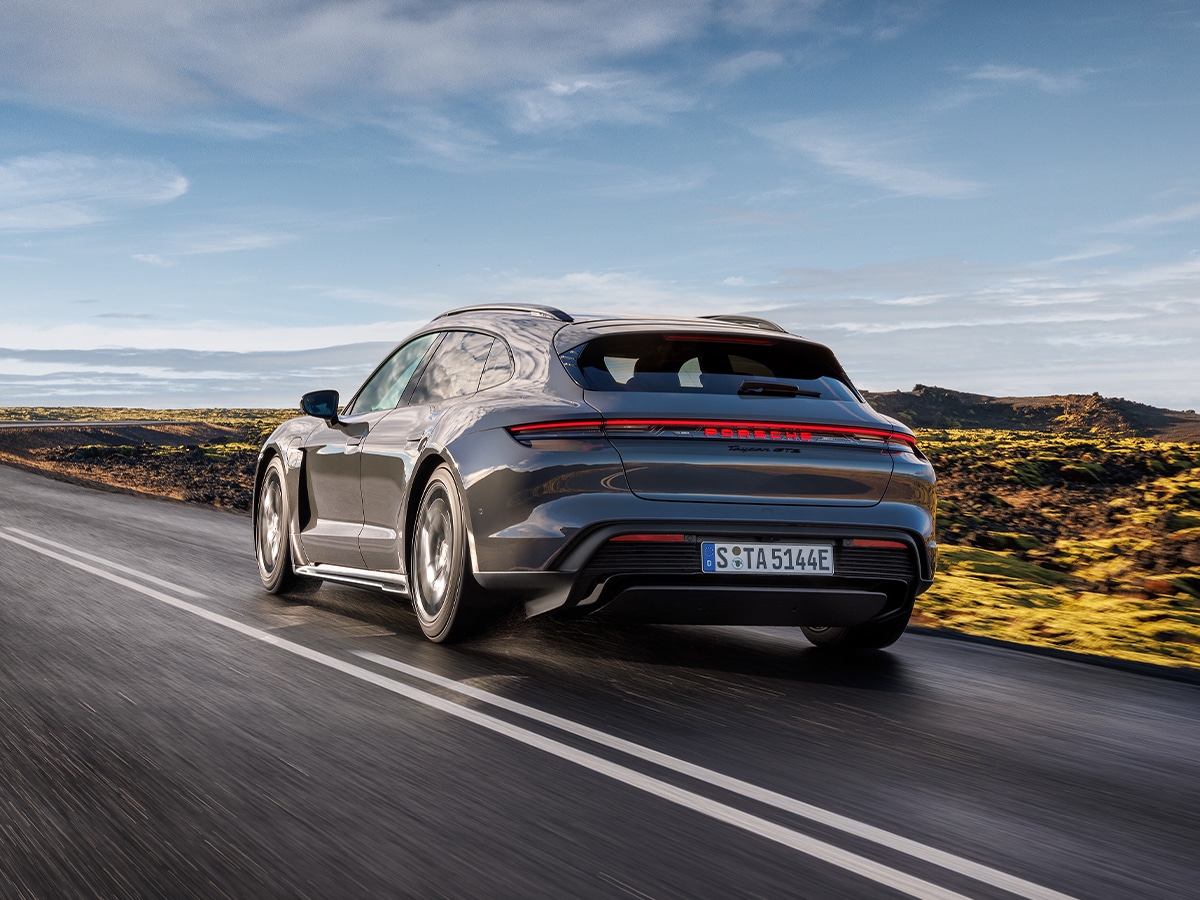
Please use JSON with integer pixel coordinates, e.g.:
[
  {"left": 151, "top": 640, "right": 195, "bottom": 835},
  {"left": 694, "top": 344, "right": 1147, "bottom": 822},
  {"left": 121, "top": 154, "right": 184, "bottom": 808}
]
[
  {"left": 507, "top": 418, "right": 917, "bottom": 447},
  {"left": 846, "top": 539, "right": 909, "bottom": 549},
  {"left": 506, "top": 419, "right": 605, "bottom": 437}
]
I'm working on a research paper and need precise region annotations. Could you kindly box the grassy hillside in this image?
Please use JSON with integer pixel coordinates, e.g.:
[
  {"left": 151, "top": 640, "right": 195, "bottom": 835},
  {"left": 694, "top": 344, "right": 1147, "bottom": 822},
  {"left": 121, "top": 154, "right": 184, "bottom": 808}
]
[{"left": 865, "top": 385, "right": 1200, "bottom": 442}]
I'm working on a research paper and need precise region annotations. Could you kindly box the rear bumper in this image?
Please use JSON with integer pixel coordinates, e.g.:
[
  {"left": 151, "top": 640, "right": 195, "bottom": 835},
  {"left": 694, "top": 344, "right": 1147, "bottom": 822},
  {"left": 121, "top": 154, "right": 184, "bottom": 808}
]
[{"left": 475, "top": 520, "right": 932, "bottom": 626}]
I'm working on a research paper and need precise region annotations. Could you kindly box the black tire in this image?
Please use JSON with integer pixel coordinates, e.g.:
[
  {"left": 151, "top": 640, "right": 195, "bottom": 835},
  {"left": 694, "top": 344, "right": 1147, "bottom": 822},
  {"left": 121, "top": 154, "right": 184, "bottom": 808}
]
[
  {"left": 410, "top": 465, "right": 488, "bottom": 643},
  {"left": 801, "top": 603, "right": 913, "bottom": 650},
  {"left": 255, "top": 456, "right": 320, "bottom": 596}
]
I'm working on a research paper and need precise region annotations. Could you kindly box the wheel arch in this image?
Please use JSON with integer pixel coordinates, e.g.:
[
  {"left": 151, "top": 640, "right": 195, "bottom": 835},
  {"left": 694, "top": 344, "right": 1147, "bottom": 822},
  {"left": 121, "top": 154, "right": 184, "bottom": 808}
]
[
  {"left": 253, "top": 442, "right": 312, "bottom": 568},
  {"left": 251, "top": 447, "right": 280, "bottom": 548},
  {"left": 403, "top": 448, "right": 486, "bottom": 576},
  {"left": 403, "top": 451, "right": 448, "bottom": 574}
]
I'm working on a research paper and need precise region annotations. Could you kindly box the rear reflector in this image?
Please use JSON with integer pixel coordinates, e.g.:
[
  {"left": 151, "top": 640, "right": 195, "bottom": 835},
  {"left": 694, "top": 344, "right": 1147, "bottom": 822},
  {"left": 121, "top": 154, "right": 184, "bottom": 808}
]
[
  {"left": 610, "top": 534, "right": 687, "bottom": 543},
  {"left": 847, "top": 539, "right": 908, "bottom": 549}
]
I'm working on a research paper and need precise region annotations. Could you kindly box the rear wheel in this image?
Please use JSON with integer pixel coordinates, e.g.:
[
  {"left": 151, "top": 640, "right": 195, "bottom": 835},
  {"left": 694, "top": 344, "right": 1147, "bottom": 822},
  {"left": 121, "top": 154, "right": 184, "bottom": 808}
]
[
  {"left": 410, "top": 465, "right": 488, "bottom": 642},
  {"left": 801, "top": 603, "right": 913, "bottom": 650},
  {"left": 255, "top": 456, "right": 319, "bottom": 596}
]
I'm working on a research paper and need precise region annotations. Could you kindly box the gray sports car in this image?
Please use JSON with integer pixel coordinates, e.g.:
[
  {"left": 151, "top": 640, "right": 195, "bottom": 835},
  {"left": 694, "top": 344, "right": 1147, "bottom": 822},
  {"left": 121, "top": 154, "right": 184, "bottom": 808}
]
[{"left": 254, "top": 304, "right": 936, "bottom": 648}]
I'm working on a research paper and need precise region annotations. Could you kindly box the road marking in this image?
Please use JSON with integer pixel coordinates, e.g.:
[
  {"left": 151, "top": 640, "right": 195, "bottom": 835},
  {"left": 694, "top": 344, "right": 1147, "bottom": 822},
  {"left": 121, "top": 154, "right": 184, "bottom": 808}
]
[
  {"left": 0, "top": 526, "right": 1076, "bottom": 900},
  {"left": 4, "top": 526, "right": 207, "bottom": 598},
  {"left": 354, "top": 650, "right": 1074, "bottom": 900}
]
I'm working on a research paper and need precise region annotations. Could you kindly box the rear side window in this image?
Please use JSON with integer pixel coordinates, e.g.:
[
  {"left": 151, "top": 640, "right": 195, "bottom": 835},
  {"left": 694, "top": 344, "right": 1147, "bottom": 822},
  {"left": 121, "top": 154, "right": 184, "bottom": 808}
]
[
  {"left": 561, "top": 333, "right": 860, "bottom": 401},
  {"left": 479, "top": 339, "right": 514, "bottom": 391}
]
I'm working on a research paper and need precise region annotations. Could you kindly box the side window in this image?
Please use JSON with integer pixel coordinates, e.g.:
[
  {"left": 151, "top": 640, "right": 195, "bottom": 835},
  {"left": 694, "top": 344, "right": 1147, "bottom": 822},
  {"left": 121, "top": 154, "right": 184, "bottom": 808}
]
[
  {"left": 408, "top": 331, "right": 494, "bottom": 405},
  {"left": 478, "top": 339, "right": 514, "bottom": 391},
  {"left": 678, "top": 357, "right": 702, "bottom": 388},
  {"left": 347, "top": 333, "right": 439, "bottom": 414},
  {"left": 728, "top": 354, "right": 773, "bottom": 378}
]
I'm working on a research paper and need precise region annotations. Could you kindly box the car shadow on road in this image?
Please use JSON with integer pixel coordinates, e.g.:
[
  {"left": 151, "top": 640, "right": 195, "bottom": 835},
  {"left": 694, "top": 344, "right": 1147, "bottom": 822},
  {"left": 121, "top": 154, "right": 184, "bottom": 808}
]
[
  {"left": 268, "top": 582, "right": 918, "bottom": 695},
  {"left": 463, "top": 615, "right": 918, "bottom": 694}
]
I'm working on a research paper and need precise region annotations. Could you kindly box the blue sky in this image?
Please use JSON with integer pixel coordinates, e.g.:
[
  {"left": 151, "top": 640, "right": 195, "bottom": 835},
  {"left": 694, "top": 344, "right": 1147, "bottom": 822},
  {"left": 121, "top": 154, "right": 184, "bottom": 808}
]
[{"left": 1, "top": 0, "right": 1197, "bottom": 409}]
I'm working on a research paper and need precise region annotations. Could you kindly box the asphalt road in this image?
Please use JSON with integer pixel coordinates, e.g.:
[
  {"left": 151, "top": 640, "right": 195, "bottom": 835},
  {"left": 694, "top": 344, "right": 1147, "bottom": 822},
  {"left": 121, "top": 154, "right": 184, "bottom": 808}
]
[{"left": 1, "top": 462, "right": 1197, "bottom": 899}]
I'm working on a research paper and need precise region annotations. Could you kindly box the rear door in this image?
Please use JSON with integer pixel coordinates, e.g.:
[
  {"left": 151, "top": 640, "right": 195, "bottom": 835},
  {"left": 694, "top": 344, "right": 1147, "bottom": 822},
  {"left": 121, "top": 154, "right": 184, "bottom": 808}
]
[{"left": 568, "top": 332, "right": 898, "bottom": 507}]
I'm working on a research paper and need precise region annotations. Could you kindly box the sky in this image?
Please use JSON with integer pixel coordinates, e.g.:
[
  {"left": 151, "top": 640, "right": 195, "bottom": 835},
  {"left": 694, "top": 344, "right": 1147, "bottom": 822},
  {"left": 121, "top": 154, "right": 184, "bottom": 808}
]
[{"left": 1, "top": 0, "right": 1198, "bottom": 410}]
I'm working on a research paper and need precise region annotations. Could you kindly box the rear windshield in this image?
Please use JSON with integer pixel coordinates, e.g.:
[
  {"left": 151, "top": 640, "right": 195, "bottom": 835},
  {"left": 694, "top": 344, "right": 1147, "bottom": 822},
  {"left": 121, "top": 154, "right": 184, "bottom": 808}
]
[{"left": 560, "top": 333, "right": 861, "bottom": 400}]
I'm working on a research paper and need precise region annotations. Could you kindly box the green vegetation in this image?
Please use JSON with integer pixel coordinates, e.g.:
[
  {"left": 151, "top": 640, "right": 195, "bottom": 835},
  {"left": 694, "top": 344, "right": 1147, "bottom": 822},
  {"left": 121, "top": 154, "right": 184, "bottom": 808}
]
[
  {"left": 0, "top": 406, "right": 292, "bottom": 446},
  {"left": 918, "top": 430, "right": 1200, "bottom": 670}
]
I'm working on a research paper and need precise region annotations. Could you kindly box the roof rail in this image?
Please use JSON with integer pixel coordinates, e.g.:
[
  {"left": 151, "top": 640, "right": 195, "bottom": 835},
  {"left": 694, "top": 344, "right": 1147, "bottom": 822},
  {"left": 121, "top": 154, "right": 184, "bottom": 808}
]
[
  {"left": 701, "top": 314, "right": 789, "bottom": 333},
  {"left": 436, "top": 304, "right": 574, "bottom": 322}
]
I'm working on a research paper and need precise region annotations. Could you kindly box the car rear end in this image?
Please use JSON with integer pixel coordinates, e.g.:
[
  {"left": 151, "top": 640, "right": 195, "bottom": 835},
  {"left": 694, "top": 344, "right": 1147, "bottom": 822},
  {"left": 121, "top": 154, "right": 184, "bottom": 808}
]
[{"left": 491, "top": 318, "right": 936, "bottom": 631}]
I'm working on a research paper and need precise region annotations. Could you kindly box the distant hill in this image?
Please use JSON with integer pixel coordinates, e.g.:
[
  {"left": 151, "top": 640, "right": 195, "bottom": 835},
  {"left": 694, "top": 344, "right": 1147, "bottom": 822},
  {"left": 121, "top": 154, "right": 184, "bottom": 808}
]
[{"left": 862, "top": 385, "right": 1200, "bottom": 442}]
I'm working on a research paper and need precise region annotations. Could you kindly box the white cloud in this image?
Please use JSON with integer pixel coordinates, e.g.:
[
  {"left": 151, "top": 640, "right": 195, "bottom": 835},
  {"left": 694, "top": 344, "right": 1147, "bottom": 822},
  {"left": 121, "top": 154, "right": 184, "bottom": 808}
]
[
  {"left": 132, "top": 253, "right": 173, "bottom": 267},
  {"left": 485, "top": 270, "right": 733, "bottom": 314},
  {"left": 0, "top": 153, "right": 187, "bottom": 231},
  {"left": 385, "top": 109, "right": 505, "bottom": 169},
  {"left": 1043, "top": 244, "right": 1126, "bottom": 264},
  {"left": 1103, "top": 200, "right": 1200, "bottom": 233},
  {"left": 581, "top": 167, "right": 711, "bottom": 198},
  {"left": 710, "top": 50, "right": 787, "bottom": 83},
  {"left": 0, "top": 319, "right": 424, "bottom": 353},
  {"left": 0, "top": 344, "right": 400, "bottom": 407},
  {"left": 877, "top": 294, "right": 949, "bottom": 306},
  {"left": 717, "top": 0, "right": 824, "bottom": 32},
  {"left": 761, "top": 119, "right": 982, "bottom": 199},
  {"left": 966, "top": 64, "right": 1087, "bottom": 95},
  {"left": 176, "top": 117, "right": 293, "bottom": 140},
  {"left": 0, "top": 1, "right": 709, "bottom": 117},
  {"left": 1043, "top": 332, "right": 1189, "bottom": 349},
  {"left": 174, "top": 231, "right": 298, "bottom": 255},
  {"left": 510, "top": 73, "right": 692, "bottom": 131},
  {"left": 824, "top": 310, "right": 1146, "bottom": 335},
  {"left": 753, "top": 252, "right": 1200, "bottom": 406},
  {"left": 0, "top": 1, "right": 920, "bottom": 124}
]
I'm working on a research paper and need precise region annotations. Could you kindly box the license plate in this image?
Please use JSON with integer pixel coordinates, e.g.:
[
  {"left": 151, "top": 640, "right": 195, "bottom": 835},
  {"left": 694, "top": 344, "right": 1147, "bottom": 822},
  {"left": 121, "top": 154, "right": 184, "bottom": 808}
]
[{"left": 702, "top": 542, "right": 834, "bottom": 574}]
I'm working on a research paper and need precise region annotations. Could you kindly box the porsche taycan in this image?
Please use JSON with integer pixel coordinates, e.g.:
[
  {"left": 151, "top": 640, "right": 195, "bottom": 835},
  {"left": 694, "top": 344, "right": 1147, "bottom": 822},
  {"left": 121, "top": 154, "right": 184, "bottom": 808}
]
[{"left": 254, "top": 304, "right": 937, "bottom": 648}]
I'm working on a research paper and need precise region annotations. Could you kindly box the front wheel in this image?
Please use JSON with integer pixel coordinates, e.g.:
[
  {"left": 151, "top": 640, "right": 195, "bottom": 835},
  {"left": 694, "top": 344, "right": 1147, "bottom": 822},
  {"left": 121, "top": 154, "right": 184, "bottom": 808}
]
[
  {"left": 410, "top": 465, "right": 488, "bottom": 643},
  {"left": 255, "top": 456, "right": 319, "bottom": 596},
  {"left": 801, "top": 603, "right": 913, "bottom": 650}
]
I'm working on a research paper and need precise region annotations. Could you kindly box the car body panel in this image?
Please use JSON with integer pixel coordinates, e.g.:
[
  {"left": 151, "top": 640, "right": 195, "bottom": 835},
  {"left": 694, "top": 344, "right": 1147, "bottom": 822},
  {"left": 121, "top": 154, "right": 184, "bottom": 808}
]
[{"left": 581, "top": 390, "right": 897, "bottom": 506}]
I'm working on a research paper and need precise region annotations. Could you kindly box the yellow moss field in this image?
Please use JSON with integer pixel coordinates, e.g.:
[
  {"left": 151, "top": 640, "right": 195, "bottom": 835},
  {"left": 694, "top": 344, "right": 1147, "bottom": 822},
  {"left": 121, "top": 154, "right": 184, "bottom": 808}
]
[{"left": 916, "top": 546, "right": 1200, "bottom": 670}]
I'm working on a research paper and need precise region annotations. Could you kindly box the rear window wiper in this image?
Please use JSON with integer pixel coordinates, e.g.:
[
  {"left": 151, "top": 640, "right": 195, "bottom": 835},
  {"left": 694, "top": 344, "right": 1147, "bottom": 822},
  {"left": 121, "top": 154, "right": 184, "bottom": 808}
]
[{"left": 737, "top": 380, "right": 820, "bottom": 398}]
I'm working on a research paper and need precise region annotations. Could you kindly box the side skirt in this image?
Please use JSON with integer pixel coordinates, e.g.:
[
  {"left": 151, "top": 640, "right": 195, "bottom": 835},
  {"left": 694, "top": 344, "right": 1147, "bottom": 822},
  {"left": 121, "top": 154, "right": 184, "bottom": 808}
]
[{"left": 294, "top": 563, "right": 409, "bottom": 596}]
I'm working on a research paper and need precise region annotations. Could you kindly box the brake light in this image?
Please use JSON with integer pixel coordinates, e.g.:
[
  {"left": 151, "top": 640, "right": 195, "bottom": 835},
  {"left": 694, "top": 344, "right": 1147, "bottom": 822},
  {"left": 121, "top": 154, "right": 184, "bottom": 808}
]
[
  {"left": 663, "top": 334, "right": 776, "bottom": 345},
  {"left": 605, "top": 419, "right": 898, "bottom": 446},
  {"left": 885, "top": 433, "right": 926, "bottom": 459},
  {"left": 506, "top": 420, "right": 605, "bottom": 440}
]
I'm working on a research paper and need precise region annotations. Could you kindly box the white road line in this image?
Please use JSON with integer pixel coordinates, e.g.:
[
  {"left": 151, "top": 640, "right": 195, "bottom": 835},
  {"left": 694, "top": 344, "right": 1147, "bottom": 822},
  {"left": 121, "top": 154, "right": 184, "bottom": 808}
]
[
  {"left": 0, "top": 526, "right": 1074, "bottom": 900},
  {"left": 4, "top": 526, "right": 207, "bottom": 598},
  {"left": 353, "top": 651, "right": 1075, "bottom": 900}
]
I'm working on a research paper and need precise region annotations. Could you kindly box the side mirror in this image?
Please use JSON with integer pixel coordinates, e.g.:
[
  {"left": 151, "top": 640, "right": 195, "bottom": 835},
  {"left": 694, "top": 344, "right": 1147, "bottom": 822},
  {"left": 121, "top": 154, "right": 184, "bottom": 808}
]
[{"left": 300, "top": 390, "right": 341, "bottom": 426}]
